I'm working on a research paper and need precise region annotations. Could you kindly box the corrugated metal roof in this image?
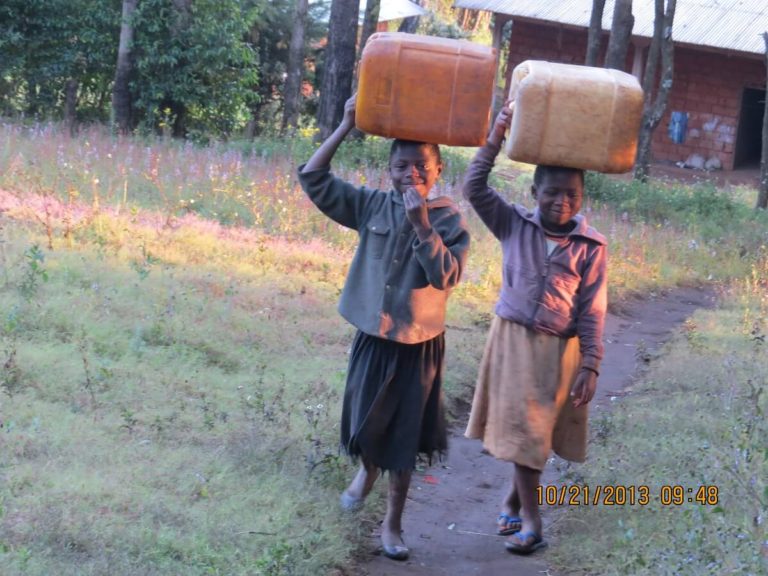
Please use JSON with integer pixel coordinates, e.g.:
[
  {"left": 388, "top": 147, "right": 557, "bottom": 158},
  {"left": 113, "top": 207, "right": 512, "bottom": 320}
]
[{"left": 454, "top": 0, "right": 768, "bottom": 55}]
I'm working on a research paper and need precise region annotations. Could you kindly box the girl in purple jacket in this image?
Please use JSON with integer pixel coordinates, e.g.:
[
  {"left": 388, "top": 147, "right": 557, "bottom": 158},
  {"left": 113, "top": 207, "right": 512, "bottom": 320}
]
[{"left": 464, "top": 104, "right": 608, "bottom": 555}]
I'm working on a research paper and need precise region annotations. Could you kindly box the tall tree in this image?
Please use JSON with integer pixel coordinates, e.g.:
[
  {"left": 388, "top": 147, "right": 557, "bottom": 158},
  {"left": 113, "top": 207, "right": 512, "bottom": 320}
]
[
  {"left": 757, "top": 32, "right": 768, "bottom": 210},
  {"left": 0, "top": 0, "right": 119, "bottom": 122},
  {"left": 633, "top": 0, "right": 676, "bottom": 182},
  {"left": 281, "top": 0, "right": 310, "bottom": 133},
  {"left": 130, "top": 0, "right": 257, "bottom": 139},
  {"left": 605, "top": 0, "right": 634, "bottom": 71},
  {"left": 316, "top": 0, "right": 360, "bottom": 140},
  {"left": 585, "top": 0, "right": 607, "bottom": 66},
  {"left": 64, "top": 78, "right": 79, "bottom": 135},
  {"left": 358, "top": 0, "right": 381, "bottom": 60},
  {"left": 112, "top": 0, "right": 138, "bottom": 134}
]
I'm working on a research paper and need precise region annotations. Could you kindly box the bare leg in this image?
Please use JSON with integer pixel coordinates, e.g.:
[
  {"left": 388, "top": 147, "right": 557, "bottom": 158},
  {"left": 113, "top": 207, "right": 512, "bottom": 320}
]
[
  {"left": 380, "top": 469, "right": 412, "bottom": 560},
  {"left": 514, "top": 463, "right": 542, "bottom": 536},
  {"left": 504, "top": 463, "right": 547, "bottom": 553},
  {"left": 497, "top": 474, "right": 523, "bottom": 534},
  {"left": 501, "top": 477, "right": 521, "bottom": 517},
  {"left": 341, "top": 458, "right": 379, "bottom": 509}
]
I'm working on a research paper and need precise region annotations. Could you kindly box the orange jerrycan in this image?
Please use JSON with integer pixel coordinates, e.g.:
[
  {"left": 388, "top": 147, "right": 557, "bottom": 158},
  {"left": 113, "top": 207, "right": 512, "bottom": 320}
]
[
  {"left": 356, "top": 32, "right": 497, "bottom": 146},
  {"left": 504, "top": 60, "right": 644, "bottom": 173}
]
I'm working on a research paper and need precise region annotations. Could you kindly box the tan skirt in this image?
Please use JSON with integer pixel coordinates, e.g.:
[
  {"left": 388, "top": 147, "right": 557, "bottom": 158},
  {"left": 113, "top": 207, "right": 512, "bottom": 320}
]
[{"left": 465, "top": 316, "right": 588, "bottom": 471}]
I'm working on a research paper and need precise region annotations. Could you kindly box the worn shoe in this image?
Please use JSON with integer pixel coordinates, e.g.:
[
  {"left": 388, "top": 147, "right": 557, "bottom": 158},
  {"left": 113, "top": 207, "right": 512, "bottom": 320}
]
[
  {"left": 496, "top": 512, "right": 523, "bottom": 536},
  {"left": 381, "top": 543, "right": 410, "bottom": 561},
  {"left": 339, "top": 490, "right": 363, "bottom": 511},
  {"left": 505, "top": 531, "right": 548, "bottom": 555}
]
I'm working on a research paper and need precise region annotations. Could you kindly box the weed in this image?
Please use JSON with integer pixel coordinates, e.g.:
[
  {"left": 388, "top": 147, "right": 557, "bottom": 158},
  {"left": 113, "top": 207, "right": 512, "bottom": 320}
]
[
  {"left": 1, "top": 341, "right": 21, "bottom": 395},
  {"left": 682, "top": 318, "right": 704, "bottom": 351},
  {"left": 18, "top": 244, "right": 48, "bottom": 301},
  {"left": 255, "top": 541, "right": 293, "bottom": 576},
  {"left": 120, "top": 406, "right": 139, "bottom": 434},
  {"left": 76, "top": 330, "right": 98, "bottom": 407},
  {"left": 130, "top": 243, "right": 159, "bottom": 280},
  {"left": 1, "top": 306, "right": 22, "bottom": 395}
]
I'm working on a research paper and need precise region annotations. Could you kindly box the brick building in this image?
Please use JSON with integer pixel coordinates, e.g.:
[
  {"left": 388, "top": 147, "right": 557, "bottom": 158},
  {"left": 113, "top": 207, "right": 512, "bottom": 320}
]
[{"left": 454, "top": 0, "right": 767, "bottom": 171}]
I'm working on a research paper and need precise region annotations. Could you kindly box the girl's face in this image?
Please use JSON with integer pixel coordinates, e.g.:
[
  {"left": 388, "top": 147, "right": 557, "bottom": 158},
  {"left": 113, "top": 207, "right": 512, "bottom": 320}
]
[
  {"left": 389, "top": 144, "right": 443, "bottom": 198},
  {"left": 532, "top": 172, "right": 584, "bottom": 232}
]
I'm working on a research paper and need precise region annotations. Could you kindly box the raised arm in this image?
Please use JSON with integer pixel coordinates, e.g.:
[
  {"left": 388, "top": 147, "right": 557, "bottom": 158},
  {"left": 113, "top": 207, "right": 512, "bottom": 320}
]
[
  {"left": 462, "top": 103, "right": 517, "bottom": 239},
  {"left": 298, "top": 94, "right": 378, "bottom": 230},
  {"left": 301, "top": 95, "right": 356, "bottom": 173}
]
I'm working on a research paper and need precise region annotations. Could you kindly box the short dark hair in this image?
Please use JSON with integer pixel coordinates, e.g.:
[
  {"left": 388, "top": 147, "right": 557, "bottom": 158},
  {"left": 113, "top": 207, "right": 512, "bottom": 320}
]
[
  {"left": 389, "top": 139, "right": 442, "bottom": 165},
  {"left": 533, "top": 165, "right": 585, "bottom": 187}
]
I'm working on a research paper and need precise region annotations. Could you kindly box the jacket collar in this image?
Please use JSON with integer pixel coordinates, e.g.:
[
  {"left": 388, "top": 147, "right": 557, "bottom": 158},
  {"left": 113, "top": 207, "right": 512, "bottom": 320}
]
[{"left": 515, "top": 204, "right": 607, "bottom": 246}]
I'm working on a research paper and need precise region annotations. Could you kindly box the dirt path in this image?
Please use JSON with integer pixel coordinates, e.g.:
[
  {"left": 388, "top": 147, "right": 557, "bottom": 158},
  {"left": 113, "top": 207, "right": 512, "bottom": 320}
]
[{"left": 356, "top": 286, "right": 715, "bottom": 576}]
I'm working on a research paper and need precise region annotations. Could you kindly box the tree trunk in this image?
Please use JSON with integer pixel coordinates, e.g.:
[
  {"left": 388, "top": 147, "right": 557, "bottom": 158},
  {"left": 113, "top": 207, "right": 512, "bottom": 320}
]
[
  {"left": 491, "top": 14, "right": 511, "bottom": 112},
  {"left": 758, "top": 32, "right": 768, "bottom": 209},
  {"left": 112, "top": 0, "right": 138, "bottom": 134},
  {"left": 281, "top": 0, "right": 309, "bottom": 133},
  {"left": 398, "top": 0, "right": 421, "bottom": 34},
  {"left": 633, "top": 0, "right": 676, "bottom": 182},
  {"left": 585, "top": 0, "right": 606, "bottom": 66},
  {"left": 358, "top": 0, "right": 380, "bottom": 60},
  {"left": 64, "top": 78, "right": 79, "bottom": 136},
  {"left": 316, "top": 0, "right": 360, "bottom": 140},
  {"left": 348, "top": 0, "right": 381, "bottom": 139},
  {"left": 604, "top": 0, "right": 634, "bottom": 71}
]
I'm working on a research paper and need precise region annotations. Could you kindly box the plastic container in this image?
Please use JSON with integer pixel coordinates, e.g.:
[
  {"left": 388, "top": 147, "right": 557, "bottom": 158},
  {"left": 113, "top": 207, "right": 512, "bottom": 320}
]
[
  {"left": 356, "top": 32, "right": 497, "bottom": 146},
  {"left": 504, "top": 60, "right": 644, "bottom": 173}
]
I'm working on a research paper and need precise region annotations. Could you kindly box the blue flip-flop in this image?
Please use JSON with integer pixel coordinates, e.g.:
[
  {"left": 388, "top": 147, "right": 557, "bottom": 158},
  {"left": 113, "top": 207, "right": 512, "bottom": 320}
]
[
  {"left": 505, "top": 530, "right": 548, "bottom": 555},
  {"left": 496, "top": 512, "right": 523, "bottom": 536}
]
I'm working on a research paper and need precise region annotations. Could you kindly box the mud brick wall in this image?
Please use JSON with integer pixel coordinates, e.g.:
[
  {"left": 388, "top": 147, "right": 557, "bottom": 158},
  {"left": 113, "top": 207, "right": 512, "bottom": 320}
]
[
  {"left": 503, "top": 19, "right": 765, "bottom": 170},
  {"left": 657, "top": 47, "right": 764, "bottom": 170}
]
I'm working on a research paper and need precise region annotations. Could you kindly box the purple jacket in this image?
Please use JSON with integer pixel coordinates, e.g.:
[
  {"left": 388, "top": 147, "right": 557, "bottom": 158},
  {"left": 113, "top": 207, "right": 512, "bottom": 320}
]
[{"left": 463, "top": 141, "right": 608, "bottom": 374}]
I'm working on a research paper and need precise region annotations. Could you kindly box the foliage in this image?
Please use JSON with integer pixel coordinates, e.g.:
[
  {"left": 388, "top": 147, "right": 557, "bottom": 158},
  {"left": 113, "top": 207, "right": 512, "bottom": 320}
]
[
  {"left": 246, "top": 0, "right": 329, "bottom": 135},
  {"left": 0, "top": 0, "right": 500, "bottom": 140},
  {"left": 586, "top": 171, "right": 768, "bottom": 258},
  {"left": 0, "top": 0, "right": 330, "bottom": 138},
  {"left": 130, "top": 0, "right": 259, "bottom": 139},
  {"left": 0, "top": 0, "right": 121, "bottom": 120},
  {"left": 0, "top": 216, "right": 363, "bottom": 575},
  {"left": 394, "top": 0, "right": 491, "bottom": 44}
]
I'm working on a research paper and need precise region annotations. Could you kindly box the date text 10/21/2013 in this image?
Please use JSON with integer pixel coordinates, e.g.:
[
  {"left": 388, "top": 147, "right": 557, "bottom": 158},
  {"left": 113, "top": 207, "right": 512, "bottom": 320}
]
[{"left": 536, "top": 484, "right": 720, "bottom": 507}]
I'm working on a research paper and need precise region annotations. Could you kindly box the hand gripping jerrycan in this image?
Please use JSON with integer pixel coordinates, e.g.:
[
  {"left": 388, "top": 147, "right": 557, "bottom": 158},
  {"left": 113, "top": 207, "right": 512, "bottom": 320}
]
[
  {"left": 356, "top": 32, "right": 497, "bottom": 147},
  {"left": 504, "top": 60, "right": 644, "bottom": 173}
]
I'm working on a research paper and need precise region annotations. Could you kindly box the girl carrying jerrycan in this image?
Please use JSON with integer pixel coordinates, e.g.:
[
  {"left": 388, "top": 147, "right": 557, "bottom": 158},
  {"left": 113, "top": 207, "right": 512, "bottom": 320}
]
[
  {"left": 464, "top": 102, "right": 608, "bottom": 555},
  {"left": 298, "top": 95, "right": 470, "bottom": 561}
]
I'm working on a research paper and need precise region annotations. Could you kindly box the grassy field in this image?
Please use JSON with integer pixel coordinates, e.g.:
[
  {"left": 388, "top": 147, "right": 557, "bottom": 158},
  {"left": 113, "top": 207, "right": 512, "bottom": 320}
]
[
  {"left": 550, "top": 266, "right": 768, "bottom": 575},
  {"left": 0, "top": 122, "right": 767, "bottom": 574}
]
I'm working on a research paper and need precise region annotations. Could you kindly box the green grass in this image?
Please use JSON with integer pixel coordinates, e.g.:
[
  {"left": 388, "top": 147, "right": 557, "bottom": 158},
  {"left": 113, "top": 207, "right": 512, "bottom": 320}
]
[
  {"left": 0, "top": 205, "right": 490, "bottom": 575},
  {"left": 1, "top": 121, "right": 768, "bottom": 574},
  {"left": 0, "top": 222, "right": 365, "bottom": 575},
  {"left": 548, "top": 265, "right": 768, "bottom": 575}
]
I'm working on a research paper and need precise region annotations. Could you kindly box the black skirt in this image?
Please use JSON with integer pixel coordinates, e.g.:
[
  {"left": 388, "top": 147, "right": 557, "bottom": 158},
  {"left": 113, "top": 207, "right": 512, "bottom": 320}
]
[{"left": 340, "top": 330, "right": 448, "bottom": 471}]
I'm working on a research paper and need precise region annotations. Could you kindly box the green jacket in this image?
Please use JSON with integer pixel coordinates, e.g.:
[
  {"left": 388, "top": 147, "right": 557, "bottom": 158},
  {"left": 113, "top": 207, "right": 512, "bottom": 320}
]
[{"left": 298, "top": 165, "right": 470, "bottom": 344}]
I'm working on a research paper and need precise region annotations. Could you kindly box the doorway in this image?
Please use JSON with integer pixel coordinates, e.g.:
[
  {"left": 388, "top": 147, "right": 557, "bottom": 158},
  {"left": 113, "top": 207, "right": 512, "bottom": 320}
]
[{"left": 734, "top": 87, "right": 765, "bottom": 168}]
